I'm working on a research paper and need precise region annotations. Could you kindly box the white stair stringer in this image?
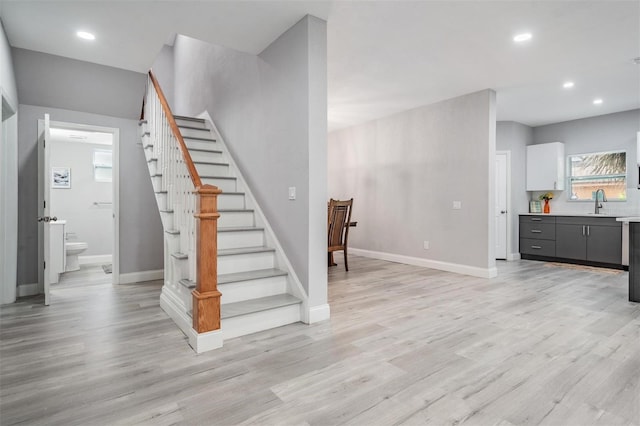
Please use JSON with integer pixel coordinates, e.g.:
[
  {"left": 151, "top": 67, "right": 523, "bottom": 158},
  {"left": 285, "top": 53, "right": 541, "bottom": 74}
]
[{"left": 139, "top": 113, "right": 312, "bottom": 352}]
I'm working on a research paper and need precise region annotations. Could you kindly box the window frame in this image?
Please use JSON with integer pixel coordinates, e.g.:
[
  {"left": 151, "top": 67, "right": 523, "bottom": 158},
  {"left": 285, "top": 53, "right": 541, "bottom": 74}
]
[
  {"left": 93, "top": 148, "right": 113, "bottom": 183},
  {"left": 566, "top": 149, "right": 627, "bottom": 202}
]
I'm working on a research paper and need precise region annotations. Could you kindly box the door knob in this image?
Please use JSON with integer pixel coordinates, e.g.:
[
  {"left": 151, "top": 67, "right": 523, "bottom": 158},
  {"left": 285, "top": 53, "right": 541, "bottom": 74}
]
[
  {"left": 500, "top": 210, "right": 507, "bottom": 214},
  {"left": 50, "top": 217, "right": 58, "bottom": 222},
  {"left": 37, "top": 216, "right": 57, "bottom": 222}
]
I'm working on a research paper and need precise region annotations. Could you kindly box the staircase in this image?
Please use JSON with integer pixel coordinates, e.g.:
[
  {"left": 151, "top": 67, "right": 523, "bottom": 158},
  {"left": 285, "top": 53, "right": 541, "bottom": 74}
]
[{"left": 139, "top": 74, "right": 305, "bottom": 352}]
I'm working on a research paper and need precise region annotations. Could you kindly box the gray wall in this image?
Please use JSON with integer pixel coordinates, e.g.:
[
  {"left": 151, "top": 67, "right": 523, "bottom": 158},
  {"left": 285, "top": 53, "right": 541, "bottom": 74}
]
[
  {"left": 0, "top": 18, "right": 18, "bottom": 304},
  {"left": 168, "top": 16, "right": 328, "bottom": 305},
  {"left": 151, "top": 44, "right": 174, "bottom": 108},
  {"left": 50, "top": 140, "right": 113, "bottom": 256},
  {"left": 328, "top": 89, "right": 497, "bottom": 273},
  {"left": 13, "top": 48, "right": 146, "bottom": 119},
  {"left": 497, "top": 121, "right": 533, "bottom": 258},
  {"left": 531, "top": 109, "right": 640, "bottom": 215}
]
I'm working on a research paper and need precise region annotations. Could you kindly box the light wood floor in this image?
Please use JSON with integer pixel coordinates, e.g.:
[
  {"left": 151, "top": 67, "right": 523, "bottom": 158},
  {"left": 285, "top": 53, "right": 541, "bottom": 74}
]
[{"left": 1, "top": 256, "right": 638, "bottom": 425}]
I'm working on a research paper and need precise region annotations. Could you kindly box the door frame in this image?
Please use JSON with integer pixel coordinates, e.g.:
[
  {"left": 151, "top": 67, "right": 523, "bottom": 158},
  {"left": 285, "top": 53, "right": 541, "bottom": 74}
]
[
  {"left": 38, "top": 119, "right": 120, "bottom": 292},
  {"left": 496, "top": 150, "right": 512, "bottom": 260}
]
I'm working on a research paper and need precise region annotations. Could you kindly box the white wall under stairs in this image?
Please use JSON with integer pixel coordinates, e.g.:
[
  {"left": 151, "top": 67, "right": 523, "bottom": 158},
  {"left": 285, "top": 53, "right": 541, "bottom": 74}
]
[{"left": 139, "top": 115, "right": 308, "bottom": 352}]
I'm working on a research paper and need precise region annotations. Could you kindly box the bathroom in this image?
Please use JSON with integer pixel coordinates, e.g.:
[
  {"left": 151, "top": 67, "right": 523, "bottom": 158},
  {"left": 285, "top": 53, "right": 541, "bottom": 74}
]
[{"left": 49, "top": 126, "right": 114, "bottom": 285}]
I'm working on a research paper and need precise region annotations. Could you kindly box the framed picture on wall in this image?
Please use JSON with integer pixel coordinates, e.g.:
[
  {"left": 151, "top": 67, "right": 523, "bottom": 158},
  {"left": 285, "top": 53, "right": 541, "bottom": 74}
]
[{"left": 51, "top": 167, "right": 71, "bottom": 189}]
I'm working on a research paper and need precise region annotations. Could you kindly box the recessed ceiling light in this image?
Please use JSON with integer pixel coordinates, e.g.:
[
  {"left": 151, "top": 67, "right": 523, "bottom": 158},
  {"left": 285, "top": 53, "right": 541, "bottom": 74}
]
[
  {"left": 563, "top": 81, "right": 575, "bottom": 89},
  {"left": 593, "top": 98, "right": 603, "bottom": 105},
  {"left": 513, "top": 33, "right": 532, "bottom": 43},
  {"left": 76, "top": 31, "right": 95, "bottom": 41}
]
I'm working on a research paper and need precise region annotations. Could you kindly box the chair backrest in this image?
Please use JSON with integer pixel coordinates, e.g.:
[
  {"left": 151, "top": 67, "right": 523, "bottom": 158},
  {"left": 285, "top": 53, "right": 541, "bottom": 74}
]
[{"left": 328, "top": 198, "right": 353, "bottom": 250}]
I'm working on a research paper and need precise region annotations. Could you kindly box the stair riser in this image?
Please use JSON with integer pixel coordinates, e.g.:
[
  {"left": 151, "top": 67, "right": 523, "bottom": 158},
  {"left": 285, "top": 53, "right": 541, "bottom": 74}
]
[
  {"left": 189, "top": 150, "right": 224, "bottom": 163},
  {"left": 185, "top": 139, "right": 217, "bottom": 151},
  {"left": 218, "top": 211, "right": 254, "bottom": 227},
  {"left": 175, "top": 118, "right": 206, "bottom": 129},
  {"left": 165, "top": 233, "right": 181, "bottom": 255},
  {"left": 218, "top": 230, "right": 264, "bottom": 250},
  {"left": 218, "top": 194, "right": 245, "bottom": 210},
  {"left": 144, "top": 145, "right": 154, "bottom": 159},
  {"left": 194, "top": 163, "right": 229, "bottom": 176},
  {"left": 155, "top": 193, "right": 167, "bottom": 210},
  {"left": 218, "top": 252, "right": 274, "bottom": 275},
  {"left": 219, "top": 276, "right": 288, "bottom": 305},
  {"left": 180, "top": 127, "right": 213, "bottom": 139},
  {"left": 201, "top": 177, "right": 236, "bottom": 192},
  {"left": 147, "top": 160, "right": 157, "bottom": 175},
  {"left": 222, "top": 303, "right": 301, "bottom": 340},
  {"left": 151, "top": 176, "right": 162, "bottom": 192},
  {"left": 159, "top": 211, "right": 174, "bottom": 229},
  {"left": 171, "top": 256, "right": 190, "bottom": 283}
]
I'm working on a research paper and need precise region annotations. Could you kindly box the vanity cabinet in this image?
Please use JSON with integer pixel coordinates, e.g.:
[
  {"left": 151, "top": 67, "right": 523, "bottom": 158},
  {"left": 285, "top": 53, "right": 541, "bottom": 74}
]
[
  {"left": 526, "top": 142, "right": 565, "bottom": 191},
  {"left": 556, "top": 217, "right": 622, "bottom": 265}
]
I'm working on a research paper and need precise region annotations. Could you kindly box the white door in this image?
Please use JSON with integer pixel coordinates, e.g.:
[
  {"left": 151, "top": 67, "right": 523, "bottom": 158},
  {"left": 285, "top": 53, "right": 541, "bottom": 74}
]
[
  {"left": 38, "top": 114, "right": 54, "bottom": 305},
  {"left": 495, "top": 153, "right": 508, "bottom": 259}
]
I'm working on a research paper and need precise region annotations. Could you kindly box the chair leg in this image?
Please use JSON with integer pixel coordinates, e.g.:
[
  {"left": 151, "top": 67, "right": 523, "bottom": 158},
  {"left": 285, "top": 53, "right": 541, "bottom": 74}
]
[{"left": 344, "top": 249, "right": 349, "bottom": 271}]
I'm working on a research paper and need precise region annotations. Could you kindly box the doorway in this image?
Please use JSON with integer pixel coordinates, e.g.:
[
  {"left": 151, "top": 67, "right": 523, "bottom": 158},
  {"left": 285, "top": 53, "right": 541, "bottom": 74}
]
[
  {"left": 1, "top": 95, "right": 18, "bottom": 304},
  {"left": 38, "top": 119, "right": 120, "bottom": 303},
  {"left": 495, "top": 151, "right": 510, "bottom": 260}
]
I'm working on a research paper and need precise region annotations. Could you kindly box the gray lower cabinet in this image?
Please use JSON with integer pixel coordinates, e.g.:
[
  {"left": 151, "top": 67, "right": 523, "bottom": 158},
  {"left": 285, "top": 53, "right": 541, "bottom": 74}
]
[
  {"left": 555, "top": 216, "right": 621, "bottom": 265},
  {"left": 520, "top": 215, "right": 622, "bottom": 267}
]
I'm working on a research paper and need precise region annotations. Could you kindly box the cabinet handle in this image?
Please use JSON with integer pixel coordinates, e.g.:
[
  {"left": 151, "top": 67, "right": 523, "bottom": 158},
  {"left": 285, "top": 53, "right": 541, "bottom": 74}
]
[
  {"left": 582, "top": 225, "right": 585, "bottom": 236},
  {"left": 554, "top": 181, "right": 557, "bottom": 190},
  {"left": 587, "top": 226, "right": 590, "bottom": 236},
  {"left": 531, "top": 218, "right": 542, "bottom": 222},
  {"left": 530, "top": 230, "right": 542, "bottom": 233},
  {"left": 531, "top": 245, "right": 542, "bottom": 249}
]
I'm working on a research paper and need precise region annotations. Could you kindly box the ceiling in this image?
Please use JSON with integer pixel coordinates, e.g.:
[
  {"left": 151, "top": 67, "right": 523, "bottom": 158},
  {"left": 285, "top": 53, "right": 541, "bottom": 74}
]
[{"left": 2, "top": 1, "right": 639, "bottom": 132}]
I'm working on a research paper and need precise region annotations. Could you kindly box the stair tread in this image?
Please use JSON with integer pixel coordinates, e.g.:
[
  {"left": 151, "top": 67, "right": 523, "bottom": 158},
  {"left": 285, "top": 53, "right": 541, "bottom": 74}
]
[
  {"left": 154, "top": 190, "right": 167, "bottom": 194},
  {"left": 147, "top": 158, "right": 157, "bottom": 162},
  {"left": 218, "top": 246, "right": 275, "bottom": 256},
  {"left": 165, "top": 229, "right": 180, "bottom": 235},
  {"left": 193, "top": 160, "right": 228, "bottom": 166},
  {"left": 218, "top": 268, "right": 287, "bottom": 285},
  {"left": 188, "top": 147, "right": 222, "bottom": 153},
  {"left": 201, "top": 175, "right": 236, "bottom": 180},
  {"left": 183, "top": 136, "right": 216, "bottom": 142},
  {"left": 174, "top": 115, "right": 205, "bottom": 123},
  {"left": 160, "top": 209, "right": 174, "bottom": 213},
  {"left": 219, "top": 192, "right": 244, "bottom": 196},
  {"left": 218, "top": 209, "right": 254, "bottom": 213},
  {"left": 221, "top": 294, "right": 301, "bottom": 319},
  {"left": 218, "top": 226, "right": 264, "bottom": 233},
  {"left": 178, "top": 124, "right": 209, "bottom": 131},
  {"left": 171, "top": 252, "right": 188, "bottom": 259},
  {"left": 179, "top": 278, "right": 195, "bottom": 289},
  {"left": 138, "top": 120, "right": 147, "bottom": 125}
]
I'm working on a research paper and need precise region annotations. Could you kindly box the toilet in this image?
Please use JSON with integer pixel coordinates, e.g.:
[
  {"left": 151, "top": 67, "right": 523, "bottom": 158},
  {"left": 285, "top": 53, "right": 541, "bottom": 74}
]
[{"left": 65, "top": 242, "right": 88, "bottom": 272}]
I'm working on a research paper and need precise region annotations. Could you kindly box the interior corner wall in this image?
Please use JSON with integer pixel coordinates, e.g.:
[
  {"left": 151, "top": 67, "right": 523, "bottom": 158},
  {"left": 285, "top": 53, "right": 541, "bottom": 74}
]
[
  {"left": 17, "top": 105, "right": 164, "bottom": 288},
  {"left": 328, "top": 89, "right": 496, "bottom": 275},
  {"left": 497, "top": 121, "right": 533, "bottom": 258},
  {"left": 171, "top": 15, "right": 327, "bottom": 301},
  {"left": 0, "top": 18, "right": 19, "bottom": 304},
  {"left": 151, "top": 44, "right": 175, "bottom": 108}
]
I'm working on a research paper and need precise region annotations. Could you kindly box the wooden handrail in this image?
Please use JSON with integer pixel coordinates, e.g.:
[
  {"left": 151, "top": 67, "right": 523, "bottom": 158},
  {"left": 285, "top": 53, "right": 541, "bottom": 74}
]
[{"left": 147, "top": 70, "right": 202, "bottom": 188}]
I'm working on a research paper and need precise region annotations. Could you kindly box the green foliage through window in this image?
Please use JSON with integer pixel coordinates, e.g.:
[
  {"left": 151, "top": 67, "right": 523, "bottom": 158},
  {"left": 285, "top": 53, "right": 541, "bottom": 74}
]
[{"left": 568, "top": 151, "right": 626, "bottom": 201}]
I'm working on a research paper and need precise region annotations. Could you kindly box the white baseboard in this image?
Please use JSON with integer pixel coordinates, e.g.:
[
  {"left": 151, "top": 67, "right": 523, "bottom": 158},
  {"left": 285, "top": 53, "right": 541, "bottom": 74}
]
[
  {"left": 306, "top": 303, "right": 330, "bottom": 324},
  {"left": 79, "top": 254, "right": 112, "bottom": 265},
  {"left": 17, "top": 283, "right": 39, "bottom": 297},
  {"left": 119, "top": 269, "right": 163, "bottom": 284},
  {"left": 160, "top": 289, "right": 223, "bottom": 353},
  {"left": 350, "top": 248, "right": 498, "bottom": 279},
  {"left": 507, "top": 253, "right": 521, "bottom": 261}
]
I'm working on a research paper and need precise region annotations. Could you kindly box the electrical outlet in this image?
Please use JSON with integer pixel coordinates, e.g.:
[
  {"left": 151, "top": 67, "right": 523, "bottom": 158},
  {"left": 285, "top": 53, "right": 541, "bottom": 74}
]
[
  {"left": 453, "top": 201, "right": 462, "bottom": 210},
  {"left": 423, "top": 241, "right": 430, "bottom": 250},
  {"left": 288, "top": 187, "right": 296, "bottom": 200}
]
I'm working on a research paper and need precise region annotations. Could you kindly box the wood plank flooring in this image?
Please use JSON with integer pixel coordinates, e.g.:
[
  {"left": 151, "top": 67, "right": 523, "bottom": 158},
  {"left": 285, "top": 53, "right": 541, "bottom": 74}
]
[{"left": 1, "top": 256, "right": 639, "bottom": 425}]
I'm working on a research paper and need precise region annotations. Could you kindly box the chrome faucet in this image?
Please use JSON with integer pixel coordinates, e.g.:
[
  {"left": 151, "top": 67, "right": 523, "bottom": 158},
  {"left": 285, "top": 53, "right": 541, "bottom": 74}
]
[{"left": 594, "top": 188, "right": 607, "bottom": 214}]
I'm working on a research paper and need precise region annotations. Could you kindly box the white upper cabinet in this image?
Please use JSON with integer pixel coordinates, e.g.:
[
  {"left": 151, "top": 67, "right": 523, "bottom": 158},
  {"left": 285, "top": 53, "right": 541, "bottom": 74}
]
[{"left": 526, "top": 142, "right": 565, "bottom": 191}]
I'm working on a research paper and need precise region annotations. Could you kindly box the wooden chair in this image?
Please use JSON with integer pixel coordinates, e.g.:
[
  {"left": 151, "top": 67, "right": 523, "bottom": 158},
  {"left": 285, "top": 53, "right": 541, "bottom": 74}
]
[{"left": 328, "top": 198, "right": 353, "bottom": 271}]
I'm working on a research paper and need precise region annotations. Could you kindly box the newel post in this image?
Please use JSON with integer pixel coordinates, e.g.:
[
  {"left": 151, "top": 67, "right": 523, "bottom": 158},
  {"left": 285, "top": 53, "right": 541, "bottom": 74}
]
[{"left": 192, "top": 184, "right": 222, "bottom": 333}]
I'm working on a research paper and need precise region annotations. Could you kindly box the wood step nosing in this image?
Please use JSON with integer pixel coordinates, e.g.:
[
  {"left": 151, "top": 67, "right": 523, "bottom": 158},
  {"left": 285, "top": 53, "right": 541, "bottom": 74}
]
[
  {"left": 218, "top": 209, "right": 254, "bottom": 213},
  {"left": 218, "top": 247, "right": 276, "bottom": 257},
  {"left": 201, "top": 175, "right": 236, "bottom": 181},
  {"left": 187, "top": 148, "right": 222, "bottom": 153},
  {"left": 160, "top": 209, "right": 174, "bottom": 213},
  {"left": 178, "top": 124, "right": 210, "bottom": 131},
  {"left": 193, "top": 161, "right": 229, "bottom": 166},
  {"left": 174, "top": 115, "right": 205, "bottom": 123},
  {"left": 218, "top": 227, "right": 264, "bottom": 233},
  {"left": 165, "top": 229, "right": 180, "bottom": 235},
  {"left": 184, "top": 136, "right": 216, "bottom": 142}
]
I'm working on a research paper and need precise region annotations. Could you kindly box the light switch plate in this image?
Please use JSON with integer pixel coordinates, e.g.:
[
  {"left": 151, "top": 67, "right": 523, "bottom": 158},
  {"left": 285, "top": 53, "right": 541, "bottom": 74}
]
[
  {"left": 453, "top": 201, "right": 462, "bottom": 210},
  {"left": 288, "top": 187, "right": 296, "bottom": 200},
  {"left": 423, "top": 241, "right": 430, "bottom": 250}
]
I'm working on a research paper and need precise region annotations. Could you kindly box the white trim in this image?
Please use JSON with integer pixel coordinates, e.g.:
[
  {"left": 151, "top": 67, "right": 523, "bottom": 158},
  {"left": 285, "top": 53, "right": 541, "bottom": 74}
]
[
  {"left": 79, "top": 254, "right": 112, "bottom": 265},
  {"left": 160, "top": 289, "right": 223, "bottom": 353},
  {"left": 496, "top": 150, "right": 511, "bottom": 262},
  {"left": 306, "top": 303, "right": 330, "bottom": 324},
  {"left": 17, "top": 283, "right": 39, "bottom": 297},
  {"left": 507, "top": 253, "right": 521, "bottom": 261},
  {"left": 119, "top": 269, "right": 163, "bottom": 284},
  {"left": 350, "top": 248, "right": 498, "bottom": 279}
]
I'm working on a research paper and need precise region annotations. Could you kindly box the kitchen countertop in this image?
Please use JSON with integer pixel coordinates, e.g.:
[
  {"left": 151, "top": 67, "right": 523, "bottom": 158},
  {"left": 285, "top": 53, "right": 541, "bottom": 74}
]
[
  {"left": 520, "top": 212, "right": 632, "bottom": 218},
  {"left": 616, "top": 217, "right": 640, "bottom": 223}
]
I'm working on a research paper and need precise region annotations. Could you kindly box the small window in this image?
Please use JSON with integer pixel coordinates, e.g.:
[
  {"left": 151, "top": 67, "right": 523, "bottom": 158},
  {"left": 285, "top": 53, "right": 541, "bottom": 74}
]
[
  {"left": 93, "top": 149, "right": 112, "bottom": 182},
  {"left": 567, "top": 151, "right": 626, "bottom": 201}
]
